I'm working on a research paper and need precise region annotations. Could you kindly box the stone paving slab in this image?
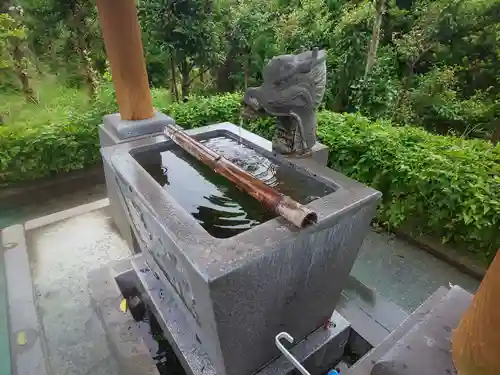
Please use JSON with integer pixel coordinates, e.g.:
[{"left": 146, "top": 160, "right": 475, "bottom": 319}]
[
  {"left": 337, "top": 276, "right": 408, "bottom": 348},
  {"left": 353, "top": 232, "right": 479, "bottom": 312},
  {"left": 0, "top": 234, "right": 12, "bottom": 375},
  {"left": 26, "top": 208, "right": 131, "bottom": 375},
  {"left": 2, "top": 224, "right": 47, "bottom": 375}
]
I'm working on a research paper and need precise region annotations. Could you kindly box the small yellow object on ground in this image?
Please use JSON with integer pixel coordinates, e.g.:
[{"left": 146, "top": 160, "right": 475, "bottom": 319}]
[
  {"left": 120, "top": 298, "right": 127, "bottom": 313},
  {"left": 17, "top": 331, "right": 27, "bottom": 346}
]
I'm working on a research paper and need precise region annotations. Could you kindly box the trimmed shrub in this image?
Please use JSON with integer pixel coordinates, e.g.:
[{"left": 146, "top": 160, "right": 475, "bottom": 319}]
[
  {"left": 0, "top": 114, "right": 101, "bottom": 185},
  {"left": 1, "top": 92, "right": 498, "bottom": 261},
  {"left": 0, "top": 87, "right": 116, "bottom": 185},
  {"left": 317, "top": 111, "right": 500, "bottom": 262}
]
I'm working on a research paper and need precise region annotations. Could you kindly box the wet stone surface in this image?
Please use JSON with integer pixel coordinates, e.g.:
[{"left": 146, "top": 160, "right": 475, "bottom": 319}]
[
  {"left": 27, "top": 209, "right": 131, "bottom": 375},
  {"left": 352, "top": 231, "right": 479, "bottom": 312}
]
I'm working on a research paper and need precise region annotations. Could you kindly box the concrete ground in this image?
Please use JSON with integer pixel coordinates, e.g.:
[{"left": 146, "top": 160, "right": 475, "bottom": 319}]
[
  {"left": 0, "top": 192, "right": 480, "bottom": 374},
  {"left": 27, "top": 207, "right": 130, "bottom": 375},
  {"left": 352, "top": 231, "right": 478, "bottom": 312}
]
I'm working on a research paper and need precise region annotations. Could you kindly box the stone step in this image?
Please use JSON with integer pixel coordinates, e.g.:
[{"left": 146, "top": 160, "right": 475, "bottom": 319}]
[
  {"left": 88, "top": 258, "right": 159, "bottom": 375},
  {"left": 348, "top": 286, "right": 472, "bottom": 375}
]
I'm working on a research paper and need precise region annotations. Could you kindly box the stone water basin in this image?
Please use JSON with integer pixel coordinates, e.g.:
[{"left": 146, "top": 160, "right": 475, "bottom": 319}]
[{"left": 101, "top": 122, "right": 381, "bottom": 375}]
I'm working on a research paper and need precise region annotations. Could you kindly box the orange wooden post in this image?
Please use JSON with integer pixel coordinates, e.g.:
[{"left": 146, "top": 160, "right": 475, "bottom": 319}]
[
  {"left": 452, "top": 250, "right": 500, "bottom": 375},
  {"left": 96, "top": 0, "right": 153, "bottom": 120}
]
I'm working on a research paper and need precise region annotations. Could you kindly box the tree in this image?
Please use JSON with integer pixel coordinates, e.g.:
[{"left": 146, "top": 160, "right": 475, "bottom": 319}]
[
  {"left": 21, "top": 0, "right": 102, "bottom": 97},
  {"left": 0, "top": 13, "right": 21, "bottom": 69},
  {"left": 364, "top": 0, "right": 385, "bottom": 79},
  {"left": 326, "top": 1, "right": 373, "bottom": 111},
  {"left": 0, "top": 6, "right": 37, "bottom": 102},
  {"left": 214, "top": 0, "right": 280, "bottom": 92},
  {"left": 139, "top": 0, "right": 224, "bottom": 100}
]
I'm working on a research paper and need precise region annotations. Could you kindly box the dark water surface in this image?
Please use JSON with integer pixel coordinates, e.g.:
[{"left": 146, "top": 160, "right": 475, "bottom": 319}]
[
  {"left": 137, "top": 136, "right": 334, "bottom": 238},
  {"left": 123, "top": 287, "right": 187, "bottom": 375}
]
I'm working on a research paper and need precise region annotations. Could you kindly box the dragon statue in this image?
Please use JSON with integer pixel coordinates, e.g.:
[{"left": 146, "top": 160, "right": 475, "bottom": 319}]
[{"left": 242, "top": 48, "right": 327, "bottom": 156}]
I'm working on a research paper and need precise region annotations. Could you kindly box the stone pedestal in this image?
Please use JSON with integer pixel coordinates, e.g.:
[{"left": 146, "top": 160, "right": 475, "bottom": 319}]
[
  {"left": 101, "top": 122, "right": 380, "bottom": 375},
  {"left": 283, "top": 142, "right": 330, "bottom": 166}
]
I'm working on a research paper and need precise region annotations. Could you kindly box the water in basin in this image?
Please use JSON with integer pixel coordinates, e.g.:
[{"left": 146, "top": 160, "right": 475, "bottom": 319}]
[{"left": 136, "top": 135, "right": 334, "bottom": 238}]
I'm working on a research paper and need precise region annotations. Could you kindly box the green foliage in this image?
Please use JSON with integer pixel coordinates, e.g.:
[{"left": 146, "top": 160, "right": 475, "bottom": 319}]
[
  {"left": 160, "top": 92, "right": 242, "bottom": 128},
  {"left": 1, "top": 92, "right": 498, "bottom": 262},
  {"left": 0, "top": 11, "right": 28, "bottom": 90},
  {"left": 138, "top": 0, "right": 224, "bottom": 98},
  {"left": 0, "top": 81, "right": 116, "bottom": 184},
  {"left": 317, "top": 111, "right": 500, "bottom": 262},
  {"left": 20, "top": 0, "right": 104, "bottom": 94},
  {"left": 4, "top": 0, "right": 500, "bottom": 138},
  {"left": 1, "top": 78, "right": 92, "bottom": 127},
  {"left": 0, "top": 119, "right": 100, "bottom": 183},
  {"left": 0, "top": 13, "right": 26, "bottom": 69},
  {"left": 325, "top": 1, "right": 373, "bottom": 111},
  {"left": 214, "top": 0, "right": 281, "bottom": 91}
]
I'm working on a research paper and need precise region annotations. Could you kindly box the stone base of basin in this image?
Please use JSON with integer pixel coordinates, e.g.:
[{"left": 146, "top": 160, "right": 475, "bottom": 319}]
[
  {"left": 89, "top": 254, "right": 352, "bottom": 375},
  {"left": 89, "top": 255, "right": 470, "bottom": 375}
]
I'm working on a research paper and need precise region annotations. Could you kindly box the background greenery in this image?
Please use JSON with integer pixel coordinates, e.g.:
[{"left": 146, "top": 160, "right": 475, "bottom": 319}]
[
  {"left": 1, "top": 0, "right": 499, "bottom": 140},
  {"left": 1, "top": 91, "right": 499, "bottom": 262},
  {"left": 1, "top": 0, "right": 499, "bottom": 261}
]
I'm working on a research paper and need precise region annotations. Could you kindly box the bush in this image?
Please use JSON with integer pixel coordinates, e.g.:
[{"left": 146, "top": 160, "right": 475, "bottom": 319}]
[
  {"left": 317, "top": 111, "right": 500, "bottom": 262},
  {"left": 160, "top": 92, "right": 242, "bottom": 128},
  {"left": 1, "top": 92, "right": 498, "bottom": 262},
  {"left": 0, "top": 84, "right": 117, "bottom": 185},
  {"left": 0, "top": 119, "right": 101, "bottom": 184}
]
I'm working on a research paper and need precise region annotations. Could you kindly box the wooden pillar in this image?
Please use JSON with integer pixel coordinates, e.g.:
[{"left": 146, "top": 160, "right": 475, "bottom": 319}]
[
  {"left": 452, "top": 250, "right": 500, "bottom": 375},
  {"left": 96, "top": 0, "right": 153, "bottom": 120}
]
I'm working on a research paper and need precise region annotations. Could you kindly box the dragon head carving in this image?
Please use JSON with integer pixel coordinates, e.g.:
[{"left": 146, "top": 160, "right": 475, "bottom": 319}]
[{"left": 242, "top": 48, "right": 327, "bottom": 156}]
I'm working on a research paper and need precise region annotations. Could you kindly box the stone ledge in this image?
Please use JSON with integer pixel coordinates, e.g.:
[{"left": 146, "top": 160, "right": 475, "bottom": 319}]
[
  {"left": 347, "top": 287, "right": 450, "bottom": 375},
  {"left": 0, "top": 164, "right": 104, "bottom": 203},
  {"left": 89, "top": 260, "right": 160, "bottom": 375},
  {"left": 1, "top": 225, "right": 49, "bottom": 375},
  {"left": 395, "top": 230, "right": 487, "bottom": 280}
]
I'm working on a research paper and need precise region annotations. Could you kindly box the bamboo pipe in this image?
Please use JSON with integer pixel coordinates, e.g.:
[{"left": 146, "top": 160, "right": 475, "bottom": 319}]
[
  {"left": 452, "top": 250, "right": 500, "bottom": 375},
  {"left": 163, "top": 125, "right": 318, "bottom": 228}
]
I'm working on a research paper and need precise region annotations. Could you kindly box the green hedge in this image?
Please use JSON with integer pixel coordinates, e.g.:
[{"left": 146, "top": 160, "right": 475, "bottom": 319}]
[
  {"left": 0, "top": 86, "right": 117, "bottom": 185},
  {"left": 1, "top": 92, "right": 499, "bottom": 261},
  {"left": 316, "top": 112, "right": 500, "bottom": 262},
  {"left": 0, "top": 112, "right": 102, "bottom": 185}
]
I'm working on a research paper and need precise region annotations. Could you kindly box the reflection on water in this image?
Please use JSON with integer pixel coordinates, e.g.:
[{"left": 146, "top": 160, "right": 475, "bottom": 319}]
[
  {"left": 201, "top": 137, "right": 334, "bottom": 203},
  {"left": 141, "top": 144, "right": 276, "bottom": 238},
  {"left": 137, "top": 136, "right": 333, "bottom": 238}
]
